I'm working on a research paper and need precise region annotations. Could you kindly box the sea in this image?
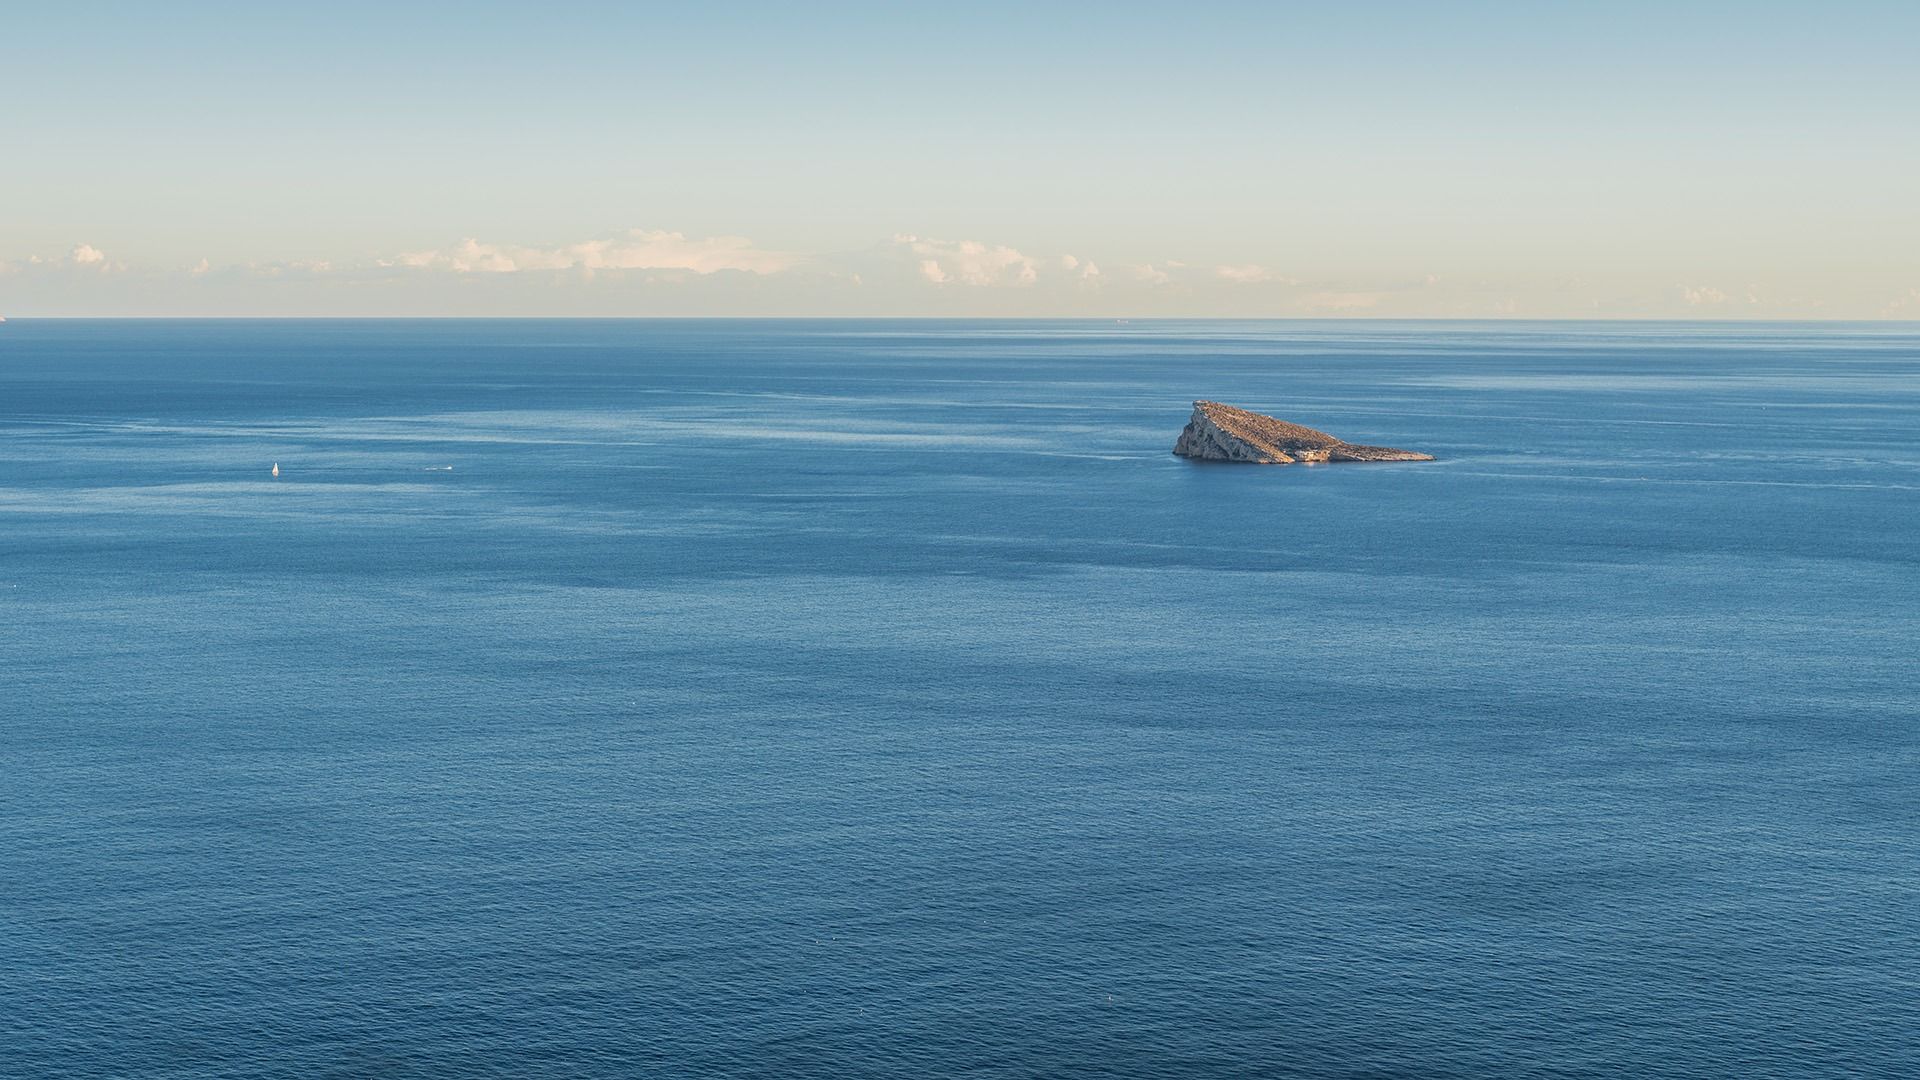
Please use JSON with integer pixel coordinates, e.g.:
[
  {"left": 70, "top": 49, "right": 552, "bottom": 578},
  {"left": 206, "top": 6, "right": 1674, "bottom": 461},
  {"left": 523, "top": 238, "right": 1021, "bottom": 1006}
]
[{"left": 2, "top": 319, "right": 1915, "bottom": 1079}]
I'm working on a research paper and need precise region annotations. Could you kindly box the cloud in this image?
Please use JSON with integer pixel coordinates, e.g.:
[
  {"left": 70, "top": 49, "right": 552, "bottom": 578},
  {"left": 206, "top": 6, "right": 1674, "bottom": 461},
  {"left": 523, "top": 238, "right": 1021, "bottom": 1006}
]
[
  {"left": 1215, "top": 264, "right": 1303, "bottom": 286},
  {"left": 1215, "top": 264, "right": 1272, "bottom": 284},
  {"left": 1129, "top": 263, "right": 1172, "bottom": 285},
  {"left": 1300, "top": 291, "right": 1383, "bottom": 312},
  {"left": 1061, "top": 255, "right": 1100, "bottom": 280},
  {"left": 1883, "top": 287, "right": 1920, "bottom": 315},
  {"left": 897, "top": 235, "right": 1038, "bottom": 287},
  {"left": 1681, "top": 285, "right": 1729, "bottom": 305},
  {"left": 57, "top": 244, "right": 125, "bottom": 272},
  {"left": 245, "top": 259, "right": 337, "bottom": 279},
  {"left": 392, "top": 230, "right": 795, "bottom": 275}
]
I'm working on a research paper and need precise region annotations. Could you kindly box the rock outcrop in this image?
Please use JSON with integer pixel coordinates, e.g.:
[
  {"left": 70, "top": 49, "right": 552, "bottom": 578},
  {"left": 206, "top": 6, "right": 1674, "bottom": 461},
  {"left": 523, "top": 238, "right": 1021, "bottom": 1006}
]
[{"left": 1172, "top": 401, "right": 1433, "bottom": 464}]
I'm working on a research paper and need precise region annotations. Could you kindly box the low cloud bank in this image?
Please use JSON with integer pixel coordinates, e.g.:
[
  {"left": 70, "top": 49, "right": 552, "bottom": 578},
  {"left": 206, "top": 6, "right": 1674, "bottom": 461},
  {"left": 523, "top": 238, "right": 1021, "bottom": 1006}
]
[
  {"left": 2, "top": 231, "right": 1903, "bottom": 318},
  {"left": 389, "top": 230, "right": 795, "bottom": 275}
]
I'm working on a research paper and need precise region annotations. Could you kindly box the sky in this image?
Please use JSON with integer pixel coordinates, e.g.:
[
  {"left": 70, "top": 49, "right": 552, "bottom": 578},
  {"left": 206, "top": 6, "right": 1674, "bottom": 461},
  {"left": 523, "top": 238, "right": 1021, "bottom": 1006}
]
[{"left": 4, "top": 1, "right": 1918, "bottom": 317}]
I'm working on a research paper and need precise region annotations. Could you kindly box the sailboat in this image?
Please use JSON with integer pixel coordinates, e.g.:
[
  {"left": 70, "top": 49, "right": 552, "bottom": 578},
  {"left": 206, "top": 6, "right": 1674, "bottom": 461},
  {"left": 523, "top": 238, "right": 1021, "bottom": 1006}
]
[{"left": 271, "top": 462, "right": 280, "bottom": 478}]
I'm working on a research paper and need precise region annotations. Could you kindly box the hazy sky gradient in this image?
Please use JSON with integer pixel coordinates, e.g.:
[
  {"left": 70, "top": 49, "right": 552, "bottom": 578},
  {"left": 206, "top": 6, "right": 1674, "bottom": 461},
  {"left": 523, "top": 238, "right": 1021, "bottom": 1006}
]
[{"left": 5, "top": 2, "right": 1918, "bottom": 316}]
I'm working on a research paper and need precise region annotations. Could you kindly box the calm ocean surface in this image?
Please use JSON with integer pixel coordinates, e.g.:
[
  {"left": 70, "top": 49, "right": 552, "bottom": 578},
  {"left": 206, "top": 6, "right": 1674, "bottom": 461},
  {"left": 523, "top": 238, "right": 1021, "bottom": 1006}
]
[{"left": 2, "top": 320, "right": 1916, "bottom": 1079}]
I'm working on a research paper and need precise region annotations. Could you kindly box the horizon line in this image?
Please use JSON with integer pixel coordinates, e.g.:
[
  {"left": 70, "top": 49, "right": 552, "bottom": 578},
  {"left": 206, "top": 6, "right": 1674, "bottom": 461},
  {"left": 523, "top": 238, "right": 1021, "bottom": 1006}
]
[{"left": 7, "top": 315, "right": 1920, "bottom": 325}]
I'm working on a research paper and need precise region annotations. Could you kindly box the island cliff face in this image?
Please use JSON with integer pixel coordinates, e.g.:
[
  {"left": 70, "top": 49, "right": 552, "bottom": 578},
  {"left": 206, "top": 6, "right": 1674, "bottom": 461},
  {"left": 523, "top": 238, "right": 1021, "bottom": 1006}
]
[{"left": 1173, "top": 401, "right": 1433, "bottom": 464}]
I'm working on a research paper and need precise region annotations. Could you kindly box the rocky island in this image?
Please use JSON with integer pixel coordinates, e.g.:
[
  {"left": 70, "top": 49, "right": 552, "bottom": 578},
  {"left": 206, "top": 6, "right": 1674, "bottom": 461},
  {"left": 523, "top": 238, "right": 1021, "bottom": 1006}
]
[{"left": 1173, "top": 400, "right": 1434, "bottom": 464}]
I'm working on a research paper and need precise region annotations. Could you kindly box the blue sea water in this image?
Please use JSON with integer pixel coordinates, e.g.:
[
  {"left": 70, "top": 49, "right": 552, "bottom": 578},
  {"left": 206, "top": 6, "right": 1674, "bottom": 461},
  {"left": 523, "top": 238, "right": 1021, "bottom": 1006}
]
[{"left": 1, "top": 319, "right": 1915, "bottom": 1079}]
